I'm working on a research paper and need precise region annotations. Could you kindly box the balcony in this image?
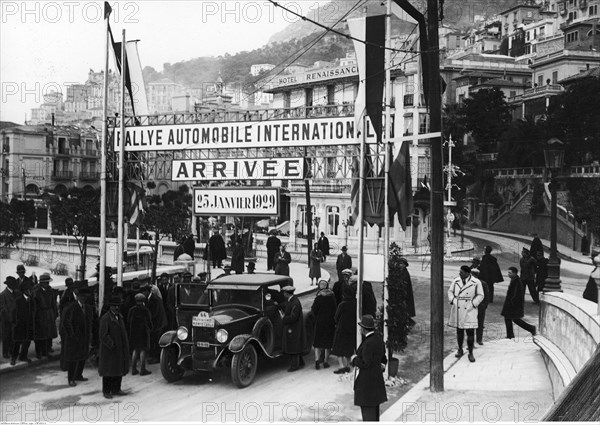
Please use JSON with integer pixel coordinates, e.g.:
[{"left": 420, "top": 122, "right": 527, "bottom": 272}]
[
  {"left": 52, "top": 171, "right": 73, "bottom": 180},
  {"left": 79, "top": 171, "right": 99, "bottom": 181},
  {"left": 83, "top": 149, "right": 97, "bottom": 157},
  {"left": 522, "top": 85, "right": 563, "bottom": 100},
  {"left": 289, "top": 179, "right": 350, "bottom": 193},
  {"left": 51, "top": 147, "right": 70, "bottom": 156}
]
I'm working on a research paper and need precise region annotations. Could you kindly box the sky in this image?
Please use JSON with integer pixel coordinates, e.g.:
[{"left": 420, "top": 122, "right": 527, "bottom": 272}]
[{"left": 0, "top": 0, "right": 330, "bottom": 124}]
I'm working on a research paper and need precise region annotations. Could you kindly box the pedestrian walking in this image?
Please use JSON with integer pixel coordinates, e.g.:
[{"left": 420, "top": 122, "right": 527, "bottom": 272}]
[
  {"left": 317, "top": 232, "right": 330, "bottom": 262},
  {"left": 479, "top": 246, "right": 503, "bottom": 303},
  {"left": 98, "top": 295, "right": 130, "bottom": 399},
  {"left": 398, "top": 257, "right": 416, "bottom": 326},
  {"left": 470, "top": 268, "right": 490, "bottom": 345},
  {"left": 447, "top": 265, "right": 484, "bottom": 362},
  {"left": 32, "top": 273, "right": 58, "bottom": 359},
  {"left": 127, "top": 293, "right": 153, "bottom": 376},
  {"left": 502, "top": 267, "right": 537, "bottom": 339},
  {"left": 336, "top": 246, "right": 352, "bottom": 284},
  {"left": 231, "top": 240, "right": 245, "bottom": 274},
  {"left": 139, "top": 284, "right": 167, "bottom": 364},
  {"left": 583, "top": 250, "right": 599, "bottom": 303},
  {"left": 0, "top": 277, "right": 19, "bottom": 359},
  {"left": 351, "top": 314, "right": 387, "bottom": 422},
  {"left": 309, "top": 243, "right": 324, "bottom": 286},
  {"left": 520, "top": 248, "right": 540, "bottom": 304},
  {"left": 61, "top": 284, "right": 94, "bottom": 386},
  {"left": 529, "top": 234, "right": 544, "bottom": 259},
  {"left": 281, "top": 285, "right": 305, "bottom": 372},
  {"left": 310, "top": 279, "right": 336, "bottom": 369},
  {"left": 273, "top": 245, "right": 291, "bottom": 276},
  {"left": 208, "top": 230, "right": 227, "bottom": 268},
  {"left": 331, "top": 285, "right": 357, "bottom": 374},
  {"left": 535, "top": 250, "right": 549, "bottom": 293},
  {"left": 11, "top": 279, "right": 36, "bottom": 365},
  {"left": 59, "top": 278, "right": 76, "bottom": 316},
  {"left": 266, "top": 231, "right": 281, "bottom": 271}
]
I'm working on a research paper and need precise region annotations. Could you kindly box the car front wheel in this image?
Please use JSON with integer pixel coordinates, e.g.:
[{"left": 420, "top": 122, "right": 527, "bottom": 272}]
[
  {"left": 160, "top": 346, "right": 184, "bottom": 382},
  {"left": 231, "top": 344, "right": 258, "bottom": 388}
]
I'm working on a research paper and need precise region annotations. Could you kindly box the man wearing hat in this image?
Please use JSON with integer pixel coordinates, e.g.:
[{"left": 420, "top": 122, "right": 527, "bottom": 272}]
[
  {"left": 333, "top": 268, "right": 353, "bottom": 305},
  {"left": 0, "top": 277, "right": 19, "bottom": 359},
  {"left": 222, "top": 265, "right": 233, "bottom": 276},
  {"left": 16, "top": 264, "right": 36, "bottom": 290},
  {"left": 139, "top": 283, "right": 167, "bottom": 364},
  {"left": 61, "top": 284, "right": 94, "bottom": 386},
  {"left": 281, "top": 286, "right": 306, "bottom": 372},
  {"left": 11, "top": 278, "right": 36, "bottom": 365},
  {"left": 98, "top": 294, "right": 130, "bottom": 399},
  {"left": 351, "top": 314, "right": 387, "bottom": 421},
  {"left": 59, "top": 278, "right": 76, "bottom": 316},
  {"left": 520, "top": 248, "right": 539, "bottom": 304},
  {"left": 447, "top": 265, "right": 484, "bottom": 362},
  {"left": 32, "top": 273, "right": 58, "bottom": 359},
  {"left": 336, "top": 246, "right": 352, "bottom": 284},
  {"left": 266, "top": 230, "right": 281, "bottom": 271},
  {"left": 246, "top": 261, "right": 256, "bottom": 274}
]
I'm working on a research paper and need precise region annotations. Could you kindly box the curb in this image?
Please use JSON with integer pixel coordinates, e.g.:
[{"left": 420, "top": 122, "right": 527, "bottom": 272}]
[{"left": 0, "top": 355, "right": 59, "bottom": 376}]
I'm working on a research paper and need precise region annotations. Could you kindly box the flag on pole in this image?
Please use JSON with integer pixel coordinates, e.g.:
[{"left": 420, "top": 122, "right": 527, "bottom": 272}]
[
  {"left": 126, "top": 182, "right": 147, "bottom": 227},
  {"left": 388, "top": 141, "right": 414, "bottom": 230}
]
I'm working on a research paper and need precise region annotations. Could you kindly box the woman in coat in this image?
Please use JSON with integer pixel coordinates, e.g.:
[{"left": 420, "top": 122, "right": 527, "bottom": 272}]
[
  {"left": 310, "top": 279, "right": 336, "bottom": 369},
  {"left": 98, "top": 295, "right": 130, "bottom": 399},
  {"left": 447, "top": 265, "right": 484, "bottom": 362},
  {"left": 309, "top": 243, "right": 323, "bottom": 286},
  {"left": 274, "top": 245, "right": 292, "bottom": 276},
  {"left": 331, "top": 285, "right": 357, "bottom": 374}
]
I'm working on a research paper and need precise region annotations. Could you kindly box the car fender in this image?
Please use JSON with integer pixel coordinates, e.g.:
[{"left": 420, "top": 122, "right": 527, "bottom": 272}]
[
  {"left": 159, "top": 330, "right": 180, "bottom": 350},
  {"left": 228, "top": 334, "right": 274, "bottom": 357}
]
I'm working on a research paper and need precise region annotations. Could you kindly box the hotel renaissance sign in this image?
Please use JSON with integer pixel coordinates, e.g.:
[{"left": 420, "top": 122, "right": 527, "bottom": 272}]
[{"left": 113, "top": 117, "right": 375, "bottom": 152}]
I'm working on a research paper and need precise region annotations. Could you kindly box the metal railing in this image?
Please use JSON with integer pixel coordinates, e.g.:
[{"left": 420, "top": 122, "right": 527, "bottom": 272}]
[
  {"left": 493, "top": 165, "right": 600, "bottom": 178},
  {"left": 52, "top": 171, "right": 73, "bottom": 180},
  {"left": 488, "top": 184, "right": 532, "bottom": 225}
]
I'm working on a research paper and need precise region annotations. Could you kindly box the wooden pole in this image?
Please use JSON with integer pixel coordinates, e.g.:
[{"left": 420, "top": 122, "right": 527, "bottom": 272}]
[
  {"left": 117, "top": 29, "right": 126, "bottom": 287},
  {"left": 357, "top": 114, "right": 366, "bottom": 346}
]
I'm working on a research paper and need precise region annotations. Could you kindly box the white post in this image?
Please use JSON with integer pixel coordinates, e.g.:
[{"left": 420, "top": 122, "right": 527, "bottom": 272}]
[
  {"left": 357, "top": 115, "right": 366, "bottom": 346},
  {"left": 99, "top": 12, "right": 110, "bottom": 311}
]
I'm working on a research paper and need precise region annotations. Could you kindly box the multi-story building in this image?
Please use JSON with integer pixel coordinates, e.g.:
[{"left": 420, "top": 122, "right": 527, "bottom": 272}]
[{"left": 146, "top": 78, "right": 185, "bottom": 114}]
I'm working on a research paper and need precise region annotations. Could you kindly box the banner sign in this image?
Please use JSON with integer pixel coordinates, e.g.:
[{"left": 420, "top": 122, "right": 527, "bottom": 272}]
[
  {"left": 269, "top": 65, "right": 359, "bottom": 88},
  {"left": 194, "top": 188, "right": 279, "bottom": 216},
  {"left": 172, "top": 158, "right": 304, "bottom": 181},
  {"left": 113, "top": 117, "right": 375, "bottom": 152}
]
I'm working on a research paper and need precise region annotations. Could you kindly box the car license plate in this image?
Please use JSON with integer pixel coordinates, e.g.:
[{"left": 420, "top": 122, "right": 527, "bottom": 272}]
[
  {"left": 192, "top": 316, "right": 215, "bottom": 327},
  {"left": 196, "top": 341, "right": 210, "bottom": 348}
]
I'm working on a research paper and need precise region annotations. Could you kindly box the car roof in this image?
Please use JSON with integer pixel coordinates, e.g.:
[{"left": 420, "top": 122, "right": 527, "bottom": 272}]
[{"left": 207, "top": 273, "right": 292, "bottom": 288}]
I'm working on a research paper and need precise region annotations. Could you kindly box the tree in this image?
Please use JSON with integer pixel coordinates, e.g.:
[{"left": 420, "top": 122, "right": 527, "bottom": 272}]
[
  {"left": 139, "top": 186, "right": 192, "bottom": 285},
  {"left": 497, "top": 118, "right": 546, "bottom": 168},
  {"left": 48, "top": 187, "right": 100, "bottom": 279},
  {"left": 0, "top": 201, "right": 26, "bottom": 248},
  {"left": 567, "top": 179, "right": 600, "bottom": 241},
  {"left": 458, "top": 88, "right": 511, "bottom": 153}
]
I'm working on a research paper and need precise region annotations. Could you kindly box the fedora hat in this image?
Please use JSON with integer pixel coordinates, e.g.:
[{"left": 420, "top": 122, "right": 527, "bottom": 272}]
[
  {"left": 16, "top": 264, "right": 26, "bottom": 272},
  {"left": 281, "top": 285, "right": 296, "bottom": 294},
  {"left": 358, "top": 314, "right": 376, "bottom": 330},
  {"left": 39, "top": 273, "right": 53, "bottom": 283},
  {"left": 4, "top": 276, "right": 17, "bottom": 288},
  {"left": 108, "top": 295, "right": 123, "bottom": 306},
  {"left": 341, "top": 268, "right": 353, "bottom": 276}
]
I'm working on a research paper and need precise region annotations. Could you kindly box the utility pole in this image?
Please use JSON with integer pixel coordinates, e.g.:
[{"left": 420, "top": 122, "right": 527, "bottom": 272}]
[{"left": 427, "top": 0, "right": 444, "bottom": 392}]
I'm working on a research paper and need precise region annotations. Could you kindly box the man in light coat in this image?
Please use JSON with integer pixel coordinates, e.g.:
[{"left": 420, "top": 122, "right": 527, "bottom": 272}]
[{"left": 447, "top": 265, "right": 484, "bottom": 362}]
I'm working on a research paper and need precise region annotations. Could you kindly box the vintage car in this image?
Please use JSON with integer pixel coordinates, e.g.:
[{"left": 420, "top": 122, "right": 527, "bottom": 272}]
[{"left": 159, "top": 273, "right": 314, "bottom": 387}]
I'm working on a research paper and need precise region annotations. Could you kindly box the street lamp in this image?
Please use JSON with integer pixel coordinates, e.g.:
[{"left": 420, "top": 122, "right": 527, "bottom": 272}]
[{"left": 543, "top": 138, "right": 565, "bottom": 293}]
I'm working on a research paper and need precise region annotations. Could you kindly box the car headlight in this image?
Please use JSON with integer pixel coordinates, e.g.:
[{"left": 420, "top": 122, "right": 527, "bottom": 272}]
[
  {"left": 177, "top": 326, "right": 189, "bottom": 341},
  {"left": 216, "top": 328, "right": 229, "bottom": 343}
]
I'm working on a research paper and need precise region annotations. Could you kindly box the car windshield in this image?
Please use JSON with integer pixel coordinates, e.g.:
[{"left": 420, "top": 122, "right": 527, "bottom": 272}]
[
  {"left": 211, "top": 288, "right": 262, "bottom": 309},
  {"left": 178, "top": 284, "right": 208, "bottom": 306}
]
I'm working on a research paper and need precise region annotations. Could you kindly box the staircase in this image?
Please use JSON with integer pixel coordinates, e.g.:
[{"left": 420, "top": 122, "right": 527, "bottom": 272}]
[{"left": 488, "top": 184, "right": 532, "bottom": 227}]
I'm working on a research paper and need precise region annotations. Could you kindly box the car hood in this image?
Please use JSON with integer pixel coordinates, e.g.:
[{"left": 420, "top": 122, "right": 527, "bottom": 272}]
[{"left": 210, "top": 307, "right": 254, "bottom": 324}]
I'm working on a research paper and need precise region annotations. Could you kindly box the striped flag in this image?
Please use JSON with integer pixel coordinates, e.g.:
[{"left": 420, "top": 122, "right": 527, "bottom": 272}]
[{"left": 126, "top": 182, "right": 147, "bottom": 226}]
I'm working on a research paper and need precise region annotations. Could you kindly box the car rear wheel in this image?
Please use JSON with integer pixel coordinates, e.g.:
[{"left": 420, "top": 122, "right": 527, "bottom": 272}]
[
  {"left": 160, "top": 346, "right": 184, "bottom": 382},
  {"left": 252, "top": 317, "right": 275, "bottom": 354},
  {"left": 231, "top": 344, "right": 258, "bottom": 388}
]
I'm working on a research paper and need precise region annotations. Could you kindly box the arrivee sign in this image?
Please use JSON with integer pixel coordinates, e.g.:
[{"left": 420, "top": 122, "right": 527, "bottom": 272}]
[
  {"left": 194, "top": 188, "right": 279, "bottom": 216},
  {"left": 172, "top": 158, "right": 304, "bottom": 181}
]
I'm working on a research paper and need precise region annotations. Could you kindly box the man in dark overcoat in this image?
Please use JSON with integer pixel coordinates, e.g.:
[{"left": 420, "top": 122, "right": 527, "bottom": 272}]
[
  {"left": 139, "top": 285, "right": 167, "bottom": 364},
  {"left": 520, "top": 248, "right": 539, "bottom": 304},
  {"left": 317, "top": 232, "right": 330, "bottom": 262},
  {"left": 208, "top": 230, "right": 227, "bottom": 268},
  {"left": 266, "top": 231, "right": 281, "bottom": 271},
  {"left": 502, "top": 267, "right": 536, "bottom": 339},
  {"left": 11, "top": 279, "right": 35, "bottom": 365},
  {"left": 59, "top": 278, "right": 76, "bottom": 316},
  {"left": 479, "top": 245, "right": 503, "bottom": 303},
  {"left": 471, "top": 268, "right": 490, "bottom": 345},
  {"left": 273, "top": 245, "right": 292, "bottom": 276},
  {"left": 98, "top": 295, "right": 130, "bottom": 399},
  {"left": 281, "top": 286, "right": 305, "bottom": 371},
  {"left": 32, "top": 273, "right": 58, "bottom": 358},
  {"left": 1, "top": 277, "right": 19, "bottom": 359},
  {"left": 61, "top": 285, "right": 94, "bottom": 386},
  {"left": 16, "top": 264, "right": 35, "bottom": 289},
  {"left": 351, "top": 314, "right": 388, "bottom": 422},
  {"left": 335, "top": 246, "right": 352, "bottom": 284}
]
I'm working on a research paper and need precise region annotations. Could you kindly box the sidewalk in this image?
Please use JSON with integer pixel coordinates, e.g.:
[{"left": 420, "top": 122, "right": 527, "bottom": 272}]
[
  {"left": 381, "top": 333, "right": 554, "bottom": 422},
  {"left": 469, "top": 228, "right": 593, "bottom": 265}
]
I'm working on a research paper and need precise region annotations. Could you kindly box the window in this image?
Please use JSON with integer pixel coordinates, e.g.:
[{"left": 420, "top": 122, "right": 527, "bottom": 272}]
[
  {"left": 326, "top": 206, "right": 340, "bottom": 236},
  {"left": 298, "top": 205, "right": 316, "bottom": 237},
  {"left": 283, "top": 92, "right": 291, "bottom": 109},
  {"left": 590, "top": 5, "right": 598, "bottom": 15},
  {"left": 566, "top": 31, "right": 579, "bottom": 42},
  {"left": 404, "top": 93, "right": 414, "bottom": 106},
  {"left": 568, "top": 11, "right": 578, "bottom": 20},
  {"left": 538, "top": 75, "right": 544, "bottom": 86},
  {"left": 418, "top": 114, "right": 429, "bottom": 134},
  {"left": 552, "top": 71, "right": 558, "bottom": 84},
  {"left": 327, "top": 85, "right": 335, "bottom": 105},
  {"left": 417, "top": 156, "right": 430, "bottom": 187},
  {"left": 403, "top": 114, "right": 413, "bottom": 136},
  {"left": 510, "top": 90, "right": 517, "bottom": 97}
]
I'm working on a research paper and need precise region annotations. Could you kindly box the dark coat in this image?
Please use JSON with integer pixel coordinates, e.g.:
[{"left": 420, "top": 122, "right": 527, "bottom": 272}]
[
  {"left": 583, "top": 274, "right": 598, "bottom": 303},
  {"left": 32, "top": 285, "right": 58, "bottom": 340},
  {"left": 501, "top": 277, "right": 525, "bottom": 319},
  {"left": 281, "top": 296, "right": 305, "bottom": 354},
  {"left": 352, "top": 332, "right": 388, "bottom": 407},
  {"left": 351, "top": 281, "right": 377, "bottom": 318},
  {"left": 310, "top": 289, "right": 337, "bottom": 349},
  {"left": 166, "top": 285, "right": 176, "bottom": 330},
  {"left": 400, "top": 269, "right": 416, "bottom": 318},
  {"left": 98, "top": 310, "right": 130, "bottom": 377},
  {"left": 59, "top": 288, "right": 76, "bottom": 316},
  {"left": 478, "top": 278, "right": 490, "bottom": 308},
  {"left": 274, "top": 251, "right": 291, "bottom": 276},
  {"left": 12, "top": 293, "right": 35, "bottom": 342},
  {"left": 61, "top": 301, "right": 93, "bottom": 362},
  {"left": 336, "top": 253, "right": 352, "bottom": 282},
  {"left": 0, "top": 288, "right": 17, "bottom": 325},
  {"left": 535, "top": 257, "right": 549, "bottom": 291},
  {"left": 183, "top": 235, "right": 195, "bottom": 259},
  {"left": 120, "top": 292, "right": 137, "bottom": 328},
  {"left": 208, "top": 234, "right": 227, "bottom": 263},
  {"left": 520, "top": 255, "right": 537, "bottom": 281},
  {"left": 231, "top": 245, "right": 245, "bottom": 274},
  {"left": 317, "top": 236, "right": 330, "bottom": 256},
  {"left": 266, "top": 235, "right": 281, "bottom": 269},
  {"left": 309, "top": 249, "right": 323, "bottom": 279},
  {"left": 332, "top": 298, "right": 357, "bottom": 357},
  {"left": 332, "top": 280, "right": 348, "bottom": 305},
  {"left": 530, "top": 237, "right": 544, "bottom": 259},
  {"left": 480, "top": 254, "right": 504, "bottom": 284},
  {"left": 147, "top": 293, "right": 167, "bottom": 332},
  {"left": 127, "top": 304, "right": 152, "bottom": 350}
]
